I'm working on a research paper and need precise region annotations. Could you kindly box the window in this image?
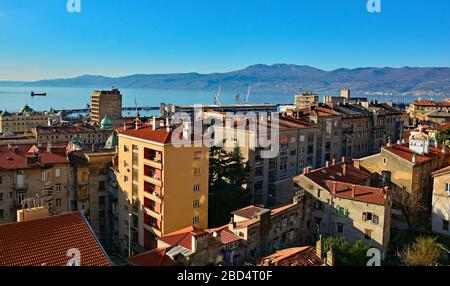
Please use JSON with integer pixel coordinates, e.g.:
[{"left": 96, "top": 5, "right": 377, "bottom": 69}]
[
  {"left": 124, "top": 176, "right": 129, "bottom": 182},
  {"left": 55, "top": 168, "right": 61, "bottom": 178},
  {"left": 337, "top": 223, "right": 344, "bottom": 234},
  {"left": 288, "top": 230, "right": 295, "bottom": 240},
  {"left": 56, "top": 198, "right": 62, "bottom": 207},
  {"left": 124, "top": 160, "right": 129, "bottom": 168},
  {"left": 193, "top": 216, "right": 200, "bottom": 224},
  {"left": 0, "top": 176, "right": 2, "bottom": 184},
  {"left": 124, "top": 145, "right": 129, "bottom": 152},
  {"left": 193, "top": 184, "right": 200, "bottom": 192},
  {"left": 194, "top": 151, "right": 202, "bottom": 160},
  {"left": 299, "top": 135, "right": 306, "bottom": 142},
  {"left": 193, "top": 200, "right": 200, "bottom": 208},
  {"left": 290, "top": 136, "right": 296, "bottom": 143},
  {"left": 336, "top": 206, "right": 349, "bottom": 217},
  {"left": 56, "top": 184, "right": 61, "bottom": 193},
  {"left": 194, "top": 168, "right": 201, "bottom": 176},
  {"left": 281, "top": 218, "right": 288, "bottom": 227},
  {"left": 99, "top": 210, "right": 106, "bottom": 218},
  {"left": 132, "top": 145, "right": 139, "bottom": 151},
  {"left": 443, "top": 220, "right": 449, "bottom": 231},
  {"left": 314, "top": 200, "right": 322, "bottom": 210},
  {"left": 383, "top": 157, "right": 387, "bottom": 165},
  {"left": 0, "top": 192, "right": 3, "bottom": 202},
  {"left": 18, "top": 192, "right": 25, "bottom": 204},
  {"left": 364, "top": 229, "right": 373, "bottom": 240},
  {"left": 290, "top": 149, "right": 296, "bottom": 156},
  {"left": 445, "top": 183, "right": 450, "bottom": 196}
]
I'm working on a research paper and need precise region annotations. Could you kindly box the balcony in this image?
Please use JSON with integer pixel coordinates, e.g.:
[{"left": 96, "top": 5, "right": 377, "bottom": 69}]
[
  {"left": 144, "top": 182, "right": 163, "bottom": 202},
  {"left": 144, "top": 165, "right": 162, "bottom": 187},
  {"left": 144, "top": 214, "right": 162, "bottom": 237},
  {"left": 144, "top": 148, "right": 163, "bottom": 169}
]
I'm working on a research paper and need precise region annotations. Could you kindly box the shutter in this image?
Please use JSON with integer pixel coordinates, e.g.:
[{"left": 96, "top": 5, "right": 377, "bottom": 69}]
[
  {"left": 335, "top": 206, "right": 340, "bottom": 215},
  {"left": 345, "top": 208, "right": 349, "bottom": 217},
  {"left": 362, "top": 212, "right": 367, "bottom": 221}
]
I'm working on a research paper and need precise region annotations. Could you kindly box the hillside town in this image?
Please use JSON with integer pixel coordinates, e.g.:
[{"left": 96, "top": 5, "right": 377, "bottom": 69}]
[{"left": 0, "top": 87, "right": 449, "bottom": 266}]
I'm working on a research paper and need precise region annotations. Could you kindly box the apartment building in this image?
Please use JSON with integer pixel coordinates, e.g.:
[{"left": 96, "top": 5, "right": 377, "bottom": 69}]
[
  {"left": 294, "top": 91, "right": 319, "bottom": 109},
  {"left": 407, "top": 101, "right": 450, "bottom": 117},
  {"left": 0, "top": 142, "right": 71, "bottom": 224},
  {"left": 359, "top": 131, "right": 449, "bottom": 213},
  {"left": 115, "top": 119, "right": 209, "bottom": 256},
  {"left": 322, "top": 104, "right": 372, "bottom": 160},
  {"left": 213, "top": 114, "right": 318, "bottom": 206},
  {"left": 67, "top": 149, "right": 117, "bottom": 251},
  {"left": 431, "top": 166, "right": 450, "bottom": 236},
  {"left": 365, "top": 102, "right": 405, "bottom": 152},
  {"left": 293, "top": 160, "right": 392, "bottom": 256},
  {"left": 226, "top": 194, "right": 309, "bottom": 264},
  {"left": 289, "top": 105, "right": 343, "bottom": 168},
  {"left": 33, "top": 121, "right": 113, "bottom": 148},
  {"left": 91, "top": 88, "right": 123, "bottom": 127},
  {"left": 0, "top": 105, "right": 60, "bottom": 135}
]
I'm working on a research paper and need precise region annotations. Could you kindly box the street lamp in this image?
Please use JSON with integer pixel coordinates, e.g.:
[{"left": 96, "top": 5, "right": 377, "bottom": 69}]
[{"left": 128, "top": 212, "right": 132, "bottom": 258}]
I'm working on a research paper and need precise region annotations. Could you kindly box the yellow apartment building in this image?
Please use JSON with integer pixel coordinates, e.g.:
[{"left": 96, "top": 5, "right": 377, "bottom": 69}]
[{"left": 115, "top": 119, "right": 209, "bottom": 255}]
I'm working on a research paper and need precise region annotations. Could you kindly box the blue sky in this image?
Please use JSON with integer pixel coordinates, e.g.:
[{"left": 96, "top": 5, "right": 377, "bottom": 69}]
[{"left": 0, "top": 0, "right": 449, "bottom": 80}]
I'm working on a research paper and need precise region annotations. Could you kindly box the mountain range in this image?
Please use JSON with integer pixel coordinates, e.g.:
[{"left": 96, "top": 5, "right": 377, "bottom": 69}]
[{"left": 2, "top": 64, "right": 450, "bottom": 95}]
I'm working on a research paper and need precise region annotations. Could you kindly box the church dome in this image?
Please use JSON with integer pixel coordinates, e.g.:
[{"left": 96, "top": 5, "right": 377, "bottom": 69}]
[{"left": 100, "top": 115, "right": 113, "bottom": 129}]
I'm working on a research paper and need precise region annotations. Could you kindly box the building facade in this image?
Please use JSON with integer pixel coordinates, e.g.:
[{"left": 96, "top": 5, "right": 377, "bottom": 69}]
[
  {"left": 294, "top": 92, "right": 319, "bottom": 109},
  {"left": 213, "top": 115, "right": 318, "bottom": 206},
  {"left": 0, "top": 105, "right": 60, "bottom": 135},
  {"left": 293, "top": 160, "right": 392, "bottom": 256},
  {"left": 0, "top": 143, "right": 71, "bottom": 224},
  {"left": 115, "top": 119, "right": 209, "bottom": 256},
  {"left": 431, "top": 166, "right": 450, "bottom": 236},
  {"left": 91, "top": 88, "right": 123, "bottom": 127}
]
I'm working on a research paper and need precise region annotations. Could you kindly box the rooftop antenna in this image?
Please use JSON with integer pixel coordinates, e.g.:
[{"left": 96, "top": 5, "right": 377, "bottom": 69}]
[
  {"left": 245, "top": 85, "right": 252, "bottom": 104},
  {"left": 214, "top": 86, "right": 222, "bottom": 105}
]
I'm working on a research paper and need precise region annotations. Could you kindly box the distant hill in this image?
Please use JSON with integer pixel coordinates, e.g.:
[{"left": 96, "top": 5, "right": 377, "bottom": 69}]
[{"left": 2, "top": 64, "right": 450, "bottom": 94}]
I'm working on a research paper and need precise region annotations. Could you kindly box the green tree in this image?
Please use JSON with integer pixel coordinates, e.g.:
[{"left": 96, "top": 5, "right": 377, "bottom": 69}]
[
  {"left": 208, "top": 146, "right": 250, "bottom": 228},
  {"left": 399, "top": 236, "right": 442, "bottom": 266},
  {"left": 436, "top": 128, "right": 450, "bottom": 147},
  {"left": 322, "top": 236, "right": 372, "bottom": 266}
]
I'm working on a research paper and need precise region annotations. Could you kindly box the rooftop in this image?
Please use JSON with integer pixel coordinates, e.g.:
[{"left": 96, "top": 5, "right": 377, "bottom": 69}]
[
  {"left": 325, "top": 180, "right": 388, "bottom": 205},
  {"left": 383, "top": 143, "right": 446, "bottom": 164},
  {"left": 258, "top": 246, "right": 324, "bottom": 266},
  {"left": 300, "top": 161, "right": 371, "bottom": 190},
  {"left": 0, "top": 142, "right": 69, "bottom": 170},
  {"left": 412, "top": 101, "right": 450, "bottom": 107},
  {"left": 0, "top": 212, "right": 111, "bottom": 266}
]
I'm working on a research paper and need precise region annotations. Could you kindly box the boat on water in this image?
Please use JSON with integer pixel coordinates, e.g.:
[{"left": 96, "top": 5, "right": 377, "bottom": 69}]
[{"left": 31, "top": 91, "right": 47, "bottom": 97}]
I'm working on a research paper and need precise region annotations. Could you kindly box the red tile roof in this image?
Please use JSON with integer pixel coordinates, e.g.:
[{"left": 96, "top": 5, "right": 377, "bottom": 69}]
[
  {"left": 158, "top": 226, "right": 208, "bottom": 251},
  {"left": 129, "top": 247, "right": 173, "bottom": 266},
  {"left": 232, "top": 205, "right": 266, "bottom": 219},
  {"left": 117, "top": 123, "right": 204, "bottom": 144},
  {"left": 0, "top": 143, "right": 69, "bottom": 170},
  {"left": 302, "top": 162, "right": 370, "bottom": 190},
  {"left": 208, "top": 225, "right": 243, "bottom": 246},
  {"left": 383, "top": 143, "right": 445, "bottom": 164},
  {"left": 0, "top": 212, "right": 111, "bottom": 266},
  {"left": 325, "top": 180, "right": 388, "bottom": 205},
  {"left": 431, "top": 122, "right": 450, "bottom": 132},
  {"left": 258, "top": 246, "right": 324, "bottom": 266},
  {"left": 412, "top": 101, "right": 450, "bottom": 107}
]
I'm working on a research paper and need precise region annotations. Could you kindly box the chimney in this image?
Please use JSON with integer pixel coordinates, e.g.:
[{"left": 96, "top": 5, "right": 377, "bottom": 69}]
[
  {"left": 382, "top": 187, "right": 389, "bottom": 199},
  {"left": 353, "top": 160, "right": 361, "bottom": 170},
  {"left": 326, "top": 247, "right": 335, "bottom": 266},
  {"left": 387, "top": 137, "right": 392, "bottom": 147},
  {"left": 331, "top": 181, "right": 337, "bottom": 194},
  {"left": 341, "top": 156, "right": 346, "bottom": 164},
  {"left": 342, "top": 163, "right": 347, "bottom": 176},
  {"left": 191, "top": 235, "right": 197, "bottom": 253},
  {"left": 325, "top": 161, "right": 330, "bottom": 168},
  {"left": 351, "top": 185, "right": 356, "bottom": 198},
  {"left": 331, "top": 158, "right": 336, "bottom": 166},
  {"left": 442, "top": 145, "right": 448, "bottom": 155},
  {"left": 316, "top": 235, "right": 323, "bottom": 258},
  {"left": 229, "top": 217, "right": 237, "bottom": 231},
  {"left": 152, "top": 117, "right": 160, "bottom": 131},
  {"left": 412, "top": 154, "right": 417, "bottom": 164}
]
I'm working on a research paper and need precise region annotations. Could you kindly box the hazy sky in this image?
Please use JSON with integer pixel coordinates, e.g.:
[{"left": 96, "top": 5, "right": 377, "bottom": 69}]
[{"left": 0, "top": 0, "right": 449, "bottom": 81}]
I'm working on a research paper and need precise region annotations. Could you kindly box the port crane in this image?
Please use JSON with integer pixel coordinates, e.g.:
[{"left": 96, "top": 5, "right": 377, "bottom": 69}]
[
  {"left": 214, "top": 86, "right": 222, "bottom": 105},
  {"left": 235, "top": 86, "right": 252, "bottom": 104}
]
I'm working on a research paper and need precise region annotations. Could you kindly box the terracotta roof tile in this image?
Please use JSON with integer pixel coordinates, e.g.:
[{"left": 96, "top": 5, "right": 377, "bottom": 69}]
[
  {"left": 0, "top": 212, "right": 111, "bottom": 266},
  {"left": 383, "top": 143, "right": 445, "bottom": 164},
  {"left": 129, "top": 247, "right": 173, "bottom": 266},
  {"left": 0, "top": 143, "right": 69, "bottom": 170},
  {"left": 258, "top": 246, "right": 324, "bottom": 266},
  {"left": 325, "top": 180, "right": 388, "bottom": 205},
  {"left": 232, "top": 205, "right": 266, "bottom": 219}
]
